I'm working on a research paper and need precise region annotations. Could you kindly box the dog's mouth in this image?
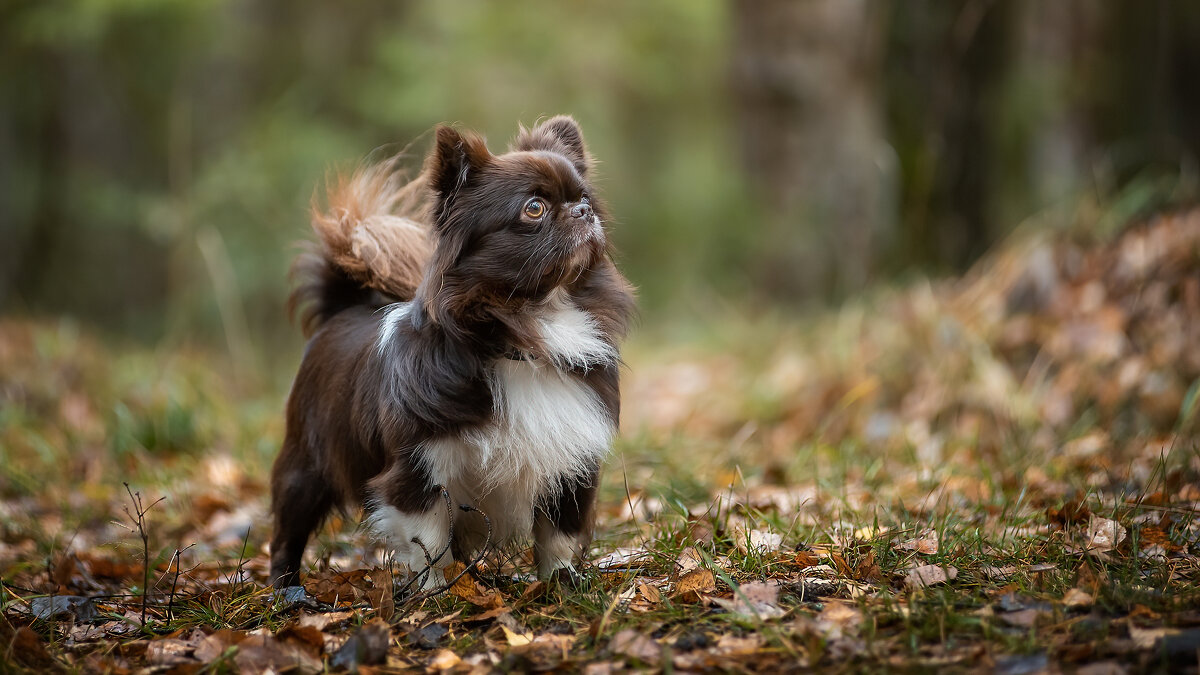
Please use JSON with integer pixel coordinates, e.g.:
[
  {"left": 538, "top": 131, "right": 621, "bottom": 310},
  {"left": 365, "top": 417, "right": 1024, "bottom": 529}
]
[{"left": 570, "top": 214, "right": 603, "bottom": 246}]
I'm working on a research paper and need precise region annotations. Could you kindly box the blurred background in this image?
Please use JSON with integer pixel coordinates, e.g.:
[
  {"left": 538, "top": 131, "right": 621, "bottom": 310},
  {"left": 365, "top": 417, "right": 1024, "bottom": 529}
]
[{"left": 3, "top": 0, "right": 1200, "bottom": 370}]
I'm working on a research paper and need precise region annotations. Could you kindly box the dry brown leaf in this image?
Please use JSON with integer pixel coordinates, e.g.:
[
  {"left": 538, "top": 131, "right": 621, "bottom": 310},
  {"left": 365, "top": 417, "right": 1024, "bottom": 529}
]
[
  {"left": 609, "top": 629, "right": 660, "bottom": 665},
  {"left": 502, "top": 625, "right": 533, "bottom": 647},
  {"left": 893, "top": 528, "right": 939, "bottom": 555},
  {"left": 234, "top": 634, "right": 323, "bottom": 674},
  {"left": 816, "top": 602, "right": 863, "bottom": 640},
  {"left": 639, "top": 583, "right": 662, "bottom": 604},
  {"left": 304, "top": 569, "right": 372, "bottom": 605},
  {"left": 1129, "top": 625, "right": 1179, "bottom": 650},
  {"left": 1062, "top": 588, "right": 1094, "bottom": 607},
  {"left": 674, "top": 568, "right": 716, "bottom": 602},
  {"left": 674, "top": 546, "right": 704, "bottom": 576},
  {"left": 520, "top": 580, "right": 547, "bottom": 603},
  {"left": 736, "top": 529, "right": 784, "bottom": 554},
  {"left": 713, "top": 633, "right": 763, "bottom": 656},
  {"left": 276, "top": 624, "right": 326, "bottom": 658},
  {"left": 999, "top": 609, "right": 1042, "bottom": 628},
  {"left": 981, "top": 565, "right": 1018, "bottom": 580},
  {"left": 296, "top": 610, "right": 354, "bottom": 632},
  {"left": 712, "top": 581, "right": 785, "bottom": 619},
  {"left": 145, "top": 639, "right": 194, "bottom": 667},
  {"left": 1085, "top": 516, "right": 1127, "bottom": 552},
  {"left": 903, "top": 564, "right": 957, "bottom": 589},
  {"left": 365, "top": 568, "right": 395, "bottom": 620},
  {"left": 443, "top": 561, "right": 478, "bottom": 599},
  {"left": 1076, "top": 662, "right": 1128, "bottom": 675},
  {"left": 793, "top": 551, "right": 820, "bottom": 568},
  {"left": 194, "top": 629, "right": 247, "bottom": 663},
  {"left": 429, "top": 648, "right": 461, "bottom": 670}
]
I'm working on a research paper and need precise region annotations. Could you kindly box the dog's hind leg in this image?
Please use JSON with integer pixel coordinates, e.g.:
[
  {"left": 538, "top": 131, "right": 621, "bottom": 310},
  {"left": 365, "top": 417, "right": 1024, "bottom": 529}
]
[{"left": 268, "top": 442, "right": 335, "bottom": 589}]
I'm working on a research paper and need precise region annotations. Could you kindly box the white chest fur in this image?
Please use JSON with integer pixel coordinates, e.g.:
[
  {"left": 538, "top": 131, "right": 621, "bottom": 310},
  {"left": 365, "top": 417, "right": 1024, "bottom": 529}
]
[{"left": 374, "top": 293, "right": 617, "bottom": 554}]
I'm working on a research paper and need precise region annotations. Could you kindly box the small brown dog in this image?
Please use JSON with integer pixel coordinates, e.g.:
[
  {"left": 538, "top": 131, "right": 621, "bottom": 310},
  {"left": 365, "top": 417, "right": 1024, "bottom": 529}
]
[{"left": 269, "top": 117, "right": 634, "bottom": 589}]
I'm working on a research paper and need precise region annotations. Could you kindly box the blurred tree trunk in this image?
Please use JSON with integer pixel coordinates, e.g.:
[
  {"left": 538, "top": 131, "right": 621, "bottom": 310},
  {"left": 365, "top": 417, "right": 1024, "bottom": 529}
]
[
  {"left": 883, "top": 0, "right": 1015, "bottom": 273},
  {"left": 731, "top": 0, "right": 891, "bottom": 302}
]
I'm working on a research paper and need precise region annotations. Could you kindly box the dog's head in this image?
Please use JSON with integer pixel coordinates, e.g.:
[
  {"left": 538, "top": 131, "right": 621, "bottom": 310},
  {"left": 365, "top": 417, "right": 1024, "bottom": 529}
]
[{"left": 418, "top": 116, "right": 609, "bottom": 324}]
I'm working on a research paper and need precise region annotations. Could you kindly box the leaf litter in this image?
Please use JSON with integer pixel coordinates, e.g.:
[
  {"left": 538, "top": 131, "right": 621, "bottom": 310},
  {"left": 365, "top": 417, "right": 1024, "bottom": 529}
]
[{"left": 3, "top": 209, "right": 1200, "bottom": 670}]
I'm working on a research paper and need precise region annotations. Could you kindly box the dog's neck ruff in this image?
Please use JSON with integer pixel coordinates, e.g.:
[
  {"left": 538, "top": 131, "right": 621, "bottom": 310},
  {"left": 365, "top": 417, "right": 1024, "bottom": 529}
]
[{"left": 375, "top": 290, "right": 616, "bottom": 372}]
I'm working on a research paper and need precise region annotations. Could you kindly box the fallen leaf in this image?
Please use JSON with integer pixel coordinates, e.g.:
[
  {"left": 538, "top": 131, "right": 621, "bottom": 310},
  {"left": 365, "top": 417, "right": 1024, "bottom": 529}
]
[
  {"left": 594, "top": 547, "right": 650, "bottom": 569},
  {"left": 1062, "top": 588, "right": 1094, "bottom": 608},
  {"left": 793, "top": 551, "right": 820, "bottom": 568},
  {"left": 712, "top": 581, "right": 785, "bottom": 620},
  {"left": 296, "top": 610, "right": 354, "bottom": 632},
  {"left": 1076, "top": 661, "right": 1128, "bottom": 675},
  {"left": 234, "top": 634, "right": 323, "bottom": 674},
  {"left": 981, "top": 565, "right": 1018, "bottom": 580},
  {"left": 6, "top": 626, "right": 57, "bottom": 671},
  {"left": 893, "top": 528, "right": 939, "bottom": 555},
  {"left": 1047, "top": 498, "right": 1092, "bottom": 526},
  {"left": 304, "top": 569, "right": 371, "bottom": 605},
  {"left": 1129, "top": 625, "right": 1178, "bottom": 650},
  {"left": 903, "top": 564, "right": 958, "bottom": 589},
  {"left": 429, "top": 648, "right": 461, "bottom": 670},
  {"left": 583, "top": 661, "right": 619, "bottom": 675},
  {"left": 713, "top": 633, "right": 763, "bottom": 655},
  {"left": 1085, "top": 516, "right": 1126, "bottom": 552},
  {"left": 609, "top": 629, "right": 659, "bottom": 665},
  {"left": 145, "top": 639, "right": 194, "bottom": 667},
  {"left": 674, "top": 547, "right": 704, "bottom": 576},
  {"left": 443, "top": 561, "right": 478, "bottom": 599},
  {"left": 330, "top": 619, "right": 391, "bottom": 669},
  {"left": 408, "top": 623, "right": 448, "bottom": 650},
  {"left": 736, "top": 529, "right": 784, "bottom": 554},
  {"left": 815, "top": 602, "right": 863, "bottom": 640},
  {"left": 194, "top": 629, "right": 246, "bottom": 663},
  {"left": 277, "top": 624, "right": 325, "bottom": 658},
  {"left": 638, "top": 583, "right": 662, "bottom": 604},
  {"left": 999, "top": 608, "right": 1042, "bottom": 628},
  {"left": 366, "top": 566, "right": 395, "bottom": 620},
  {"left": 502, "top": 624, "right": 533, "bottom": 647},
  {"left": 30, "top": 596, "right": 98, "bottom": 622},
  {"left": 674, "top": 568, "right": 716, "bottom": 602},
  {"left": 521, "top": 580, "right": 547, "bottom": 603}
]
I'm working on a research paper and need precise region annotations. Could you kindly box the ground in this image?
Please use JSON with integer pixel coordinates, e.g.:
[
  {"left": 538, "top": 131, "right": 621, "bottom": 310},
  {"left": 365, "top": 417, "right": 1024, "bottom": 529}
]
[{"left": 2, "top": 209, "right": 1200, "bottom": 673}]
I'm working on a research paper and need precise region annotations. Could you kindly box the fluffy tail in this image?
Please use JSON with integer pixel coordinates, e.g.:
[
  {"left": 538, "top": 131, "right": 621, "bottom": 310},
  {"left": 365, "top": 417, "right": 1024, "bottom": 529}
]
[{"left": 288, "top": 156, "right": 435, "bottom": 337}]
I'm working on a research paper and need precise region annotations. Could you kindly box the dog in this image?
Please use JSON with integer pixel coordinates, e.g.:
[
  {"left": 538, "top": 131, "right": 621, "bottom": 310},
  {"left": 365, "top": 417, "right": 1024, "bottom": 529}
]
[{"left": 268, "top": 117, "right": 635, "bottom": 590}]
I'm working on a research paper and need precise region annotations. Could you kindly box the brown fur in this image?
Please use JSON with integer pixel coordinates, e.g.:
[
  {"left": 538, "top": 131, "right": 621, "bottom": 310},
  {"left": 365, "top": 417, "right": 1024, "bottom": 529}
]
[
  {"left": 313, "top": 159, "right": 434, "bottom": 297},
  {"left": 269, "top": 117, "right": 635, "bottom": 588}
]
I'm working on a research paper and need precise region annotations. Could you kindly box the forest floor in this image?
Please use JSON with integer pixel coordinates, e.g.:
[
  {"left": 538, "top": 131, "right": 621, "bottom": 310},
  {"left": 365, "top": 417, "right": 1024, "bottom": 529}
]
[{"left": 3, "top": 207, "right": 1200, "bottom": 673}]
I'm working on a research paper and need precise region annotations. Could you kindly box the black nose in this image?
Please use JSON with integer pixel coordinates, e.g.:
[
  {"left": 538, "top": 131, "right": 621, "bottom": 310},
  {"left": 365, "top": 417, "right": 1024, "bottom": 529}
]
[{"left": 570, "top": 202, "right": 593, "bottom": 219}]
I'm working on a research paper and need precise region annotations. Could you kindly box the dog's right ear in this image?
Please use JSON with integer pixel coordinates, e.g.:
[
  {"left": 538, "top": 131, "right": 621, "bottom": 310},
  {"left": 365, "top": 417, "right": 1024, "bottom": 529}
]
[{"left": 427, "top": 126, "right": 491, "bottom": 225}]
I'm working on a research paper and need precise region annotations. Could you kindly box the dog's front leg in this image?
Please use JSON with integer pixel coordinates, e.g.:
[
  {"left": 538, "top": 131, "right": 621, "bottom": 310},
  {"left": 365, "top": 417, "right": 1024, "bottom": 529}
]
[
  {"left": 366, "top": 462, "right": 454, "bottom": 591},
  {"left": 534, "top": 467, "right": 599, "bottom": 584}
]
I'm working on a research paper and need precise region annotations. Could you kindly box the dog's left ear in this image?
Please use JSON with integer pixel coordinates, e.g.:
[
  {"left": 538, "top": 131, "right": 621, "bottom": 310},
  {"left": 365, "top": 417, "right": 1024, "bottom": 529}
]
[
  {"left": 513, "top": 115, "right": 591, "bottom": 176},
  {"left": 427, "top": 125, "right": 492, "bottom": 227}
]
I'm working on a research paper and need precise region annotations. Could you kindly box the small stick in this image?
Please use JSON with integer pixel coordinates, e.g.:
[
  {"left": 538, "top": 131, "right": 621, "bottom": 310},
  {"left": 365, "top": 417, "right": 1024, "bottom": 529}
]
[
  {"left": 394, "top": 486, "right": 456, "bottom": 596},
  {"left": 121, "top": 483, "right": 163, "bottom": 628},
  {"left": 401, "top": 504, "right": 494, "bottom": 607}
]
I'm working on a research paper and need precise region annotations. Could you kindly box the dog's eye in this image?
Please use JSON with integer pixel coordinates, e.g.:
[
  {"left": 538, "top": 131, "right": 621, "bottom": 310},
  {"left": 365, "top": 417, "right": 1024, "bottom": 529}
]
[{"left": 523, "top": 198, "right": 547, "bottom": 219}]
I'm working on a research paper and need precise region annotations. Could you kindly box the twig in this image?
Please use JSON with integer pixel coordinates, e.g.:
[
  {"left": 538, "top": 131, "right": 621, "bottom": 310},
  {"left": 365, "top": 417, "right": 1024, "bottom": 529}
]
[
  {"left": 121, "top": 483, "right": 164, "bottom": 628},
  {"left": 394, "top": 486, "right": 456, "bottom": 597},
  {"left": 165, "top": 544, "right": 195, "bottom": 623},
  {"left": 399, "top": 504, "right": 494, "bottom": 609}
]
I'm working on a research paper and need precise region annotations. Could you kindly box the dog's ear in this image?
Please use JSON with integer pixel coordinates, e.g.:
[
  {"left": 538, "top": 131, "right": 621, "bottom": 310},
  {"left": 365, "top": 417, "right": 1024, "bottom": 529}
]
[
  {"left": 513, "top": 115, "right": 590, "bottom": 176},
  {"left": 427, "top": 126, "right": 491, "bottom": 224}
]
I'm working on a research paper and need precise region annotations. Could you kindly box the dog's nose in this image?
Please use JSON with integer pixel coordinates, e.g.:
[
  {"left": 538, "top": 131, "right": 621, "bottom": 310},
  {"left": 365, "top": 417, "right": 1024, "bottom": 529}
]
[{"left": 570, "top": 202, "right": 594, "bottom": 219}]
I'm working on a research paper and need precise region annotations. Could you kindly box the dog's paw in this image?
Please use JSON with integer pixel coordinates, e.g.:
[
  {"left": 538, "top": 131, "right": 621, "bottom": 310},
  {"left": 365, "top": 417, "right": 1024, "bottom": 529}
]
[{"left": 548, "top": 565, "right": 585, "bottom": 589}]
